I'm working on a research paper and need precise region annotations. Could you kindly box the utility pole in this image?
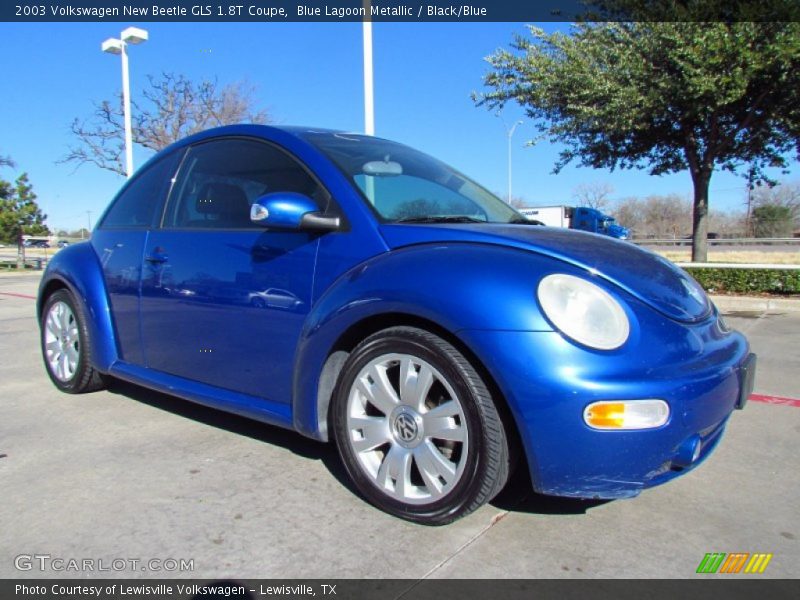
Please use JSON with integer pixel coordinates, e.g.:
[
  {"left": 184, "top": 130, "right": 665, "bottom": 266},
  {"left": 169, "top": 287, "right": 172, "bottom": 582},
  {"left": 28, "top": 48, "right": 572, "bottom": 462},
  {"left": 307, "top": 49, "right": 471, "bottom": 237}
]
[{"left": 746, "top": 165, "right": 755, "bottom": 238}]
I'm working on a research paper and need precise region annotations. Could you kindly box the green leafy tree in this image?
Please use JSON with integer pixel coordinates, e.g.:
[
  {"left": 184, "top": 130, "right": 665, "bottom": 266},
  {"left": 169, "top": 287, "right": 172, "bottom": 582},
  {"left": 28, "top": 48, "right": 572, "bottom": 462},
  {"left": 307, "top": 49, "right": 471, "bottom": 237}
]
[
  {"left": 476, "top": 15, "right": 800, "bottom": 261},
  {"left": 752, "top": 205, "right": 793, "bottom": 237},
  {"left": 751, "top": 180, "right": 800, "bottom": 229},
  {"left": 0, "top": 173, "right": 50, "bottom": 246}
]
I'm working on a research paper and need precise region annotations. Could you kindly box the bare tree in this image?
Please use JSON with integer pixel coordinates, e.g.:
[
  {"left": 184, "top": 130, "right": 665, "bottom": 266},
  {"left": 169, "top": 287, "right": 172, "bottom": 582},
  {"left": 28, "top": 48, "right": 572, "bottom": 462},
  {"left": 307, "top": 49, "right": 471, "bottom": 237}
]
[
  {"left": 490, "top": 192, "right": 532, "bottom": 209},
  {"left": 642, "top": 194, "right": 692, "bottom": 239},
  {"left": 709, "top": 209, "right": 747, "bottom": 238},
  {"left": 610, "top": 197, "right": 643, "bottom": 237},
  {"left": 507, "top": 195, "right": 532, "bottom": 209},
  {"left": 610, "top": 194, "right": 693, "bottom": 239},
  {"left": 572, "top": 181, "right": 614, "bottom": 211},
  {"left": 62, "top": 73, "right": 271, "bottom": 176}
]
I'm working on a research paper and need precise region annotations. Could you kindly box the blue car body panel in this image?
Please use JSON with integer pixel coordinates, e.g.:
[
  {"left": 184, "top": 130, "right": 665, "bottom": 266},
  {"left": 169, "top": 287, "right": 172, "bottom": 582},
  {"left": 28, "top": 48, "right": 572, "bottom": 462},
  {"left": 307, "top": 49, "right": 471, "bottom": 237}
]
[
  {"left": 37, "top": 124, "right": 752, "bottom": 500},
  {"left": 379, "top": 223, "right": 711, "bottom": 323},
  {"left": 138, "top": 227, "right": 319, "bottom": 403},
  {"left": 38, "top": 241, "right": 118, "bottom": 372},
  {"left": 457, "top": 301, "right": 747, "bottom": 497},
  {"left": 293, "top": 243, "right": 562, "bottom": 440}
]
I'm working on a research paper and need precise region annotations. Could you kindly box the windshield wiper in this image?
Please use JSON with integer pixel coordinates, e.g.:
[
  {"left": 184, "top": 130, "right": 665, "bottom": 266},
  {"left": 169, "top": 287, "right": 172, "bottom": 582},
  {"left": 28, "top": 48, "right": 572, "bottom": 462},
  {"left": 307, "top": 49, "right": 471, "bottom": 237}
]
[{"left": 394, "top": 215, "right": 485, "bottom": 224}]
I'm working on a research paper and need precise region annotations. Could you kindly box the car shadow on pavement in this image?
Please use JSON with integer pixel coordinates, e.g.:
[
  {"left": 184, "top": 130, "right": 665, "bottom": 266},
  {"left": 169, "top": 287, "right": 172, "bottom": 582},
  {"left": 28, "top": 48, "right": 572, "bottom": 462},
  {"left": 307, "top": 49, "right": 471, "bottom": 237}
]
[
  {"left": 106, "top": 378, "right": 610, "bottom": 517},
  {"left": 490, "top": 463, "right": 610, "bottom": 516},
  {"left": 104, "top": 378, "right": 357, "bottom": 495}
]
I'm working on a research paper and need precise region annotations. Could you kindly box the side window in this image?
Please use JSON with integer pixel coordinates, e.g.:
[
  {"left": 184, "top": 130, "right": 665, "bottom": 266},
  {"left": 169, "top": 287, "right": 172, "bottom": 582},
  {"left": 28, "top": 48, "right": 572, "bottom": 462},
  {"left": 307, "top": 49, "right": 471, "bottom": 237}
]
[
  {"left": 165, "top": 138, "right": 326, "bottom": 229},
  {"left": 98, "top": 152, "right": 178, "bottom": 229}
]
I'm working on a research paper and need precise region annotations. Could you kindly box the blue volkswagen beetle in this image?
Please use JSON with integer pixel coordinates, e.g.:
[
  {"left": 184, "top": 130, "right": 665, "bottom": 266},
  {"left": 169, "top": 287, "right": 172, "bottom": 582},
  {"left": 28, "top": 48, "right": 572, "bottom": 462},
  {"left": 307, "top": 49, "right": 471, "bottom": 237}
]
[{"left": 38, "top": 125, "right": 755, "bottom": 524}]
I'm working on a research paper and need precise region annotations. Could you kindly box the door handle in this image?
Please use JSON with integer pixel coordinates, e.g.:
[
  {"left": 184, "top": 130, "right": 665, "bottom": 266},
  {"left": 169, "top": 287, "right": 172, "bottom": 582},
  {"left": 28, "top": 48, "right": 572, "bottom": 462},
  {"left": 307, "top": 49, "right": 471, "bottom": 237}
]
[{"left": 145, "top": 251, "right": 168, "bottom": 263}]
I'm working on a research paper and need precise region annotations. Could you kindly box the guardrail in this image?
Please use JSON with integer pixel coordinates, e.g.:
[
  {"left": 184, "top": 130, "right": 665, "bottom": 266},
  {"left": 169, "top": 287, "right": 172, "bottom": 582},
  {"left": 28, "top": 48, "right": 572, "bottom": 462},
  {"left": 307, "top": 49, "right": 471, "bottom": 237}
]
[
  {"left": 633, "top": 237, "right": 799, "bottom": 246},
  {"left": 0, "top": 256, "right": 47, "bottom": 270},
  {"left": 676, "top": 262, "right": 800, "bottom": 270}
]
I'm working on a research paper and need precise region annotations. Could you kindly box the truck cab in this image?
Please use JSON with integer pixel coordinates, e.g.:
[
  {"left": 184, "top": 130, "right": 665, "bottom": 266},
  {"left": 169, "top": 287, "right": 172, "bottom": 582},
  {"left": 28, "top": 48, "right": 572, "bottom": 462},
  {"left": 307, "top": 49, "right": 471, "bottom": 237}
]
[{"left": 573, "top": 207, "right": 630, "bottom": 240}]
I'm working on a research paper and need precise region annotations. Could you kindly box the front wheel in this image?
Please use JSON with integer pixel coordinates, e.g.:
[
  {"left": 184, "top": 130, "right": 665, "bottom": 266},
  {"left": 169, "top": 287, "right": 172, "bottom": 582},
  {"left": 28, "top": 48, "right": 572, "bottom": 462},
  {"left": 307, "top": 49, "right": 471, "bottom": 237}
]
[
  {"left": 40, "top": 289, "right": 106, "bottom": 394},
  {"left": 332, "top": 326, "right": 510, "bottom": 525}
]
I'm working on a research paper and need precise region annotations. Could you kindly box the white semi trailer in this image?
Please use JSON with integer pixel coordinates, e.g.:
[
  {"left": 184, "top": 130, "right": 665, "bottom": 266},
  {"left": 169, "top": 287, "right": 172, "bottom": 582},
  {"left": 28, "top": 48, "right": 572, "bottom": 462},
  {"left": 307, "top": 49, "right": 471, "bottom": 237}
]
[{"left": 517, "top": 206, "right": 572, "bottom": 227}]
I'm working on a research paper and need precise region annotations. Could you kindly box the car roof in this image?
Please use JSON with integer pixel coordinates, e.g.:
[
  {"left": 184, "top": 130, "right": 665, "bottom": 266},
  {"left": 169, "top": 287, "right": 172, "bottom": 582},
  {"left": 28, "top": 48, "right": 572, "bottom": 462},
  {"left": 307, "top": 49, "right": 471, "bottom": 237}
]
[{"left": 167, "top": 124, "right": 350, "bottom": 149}]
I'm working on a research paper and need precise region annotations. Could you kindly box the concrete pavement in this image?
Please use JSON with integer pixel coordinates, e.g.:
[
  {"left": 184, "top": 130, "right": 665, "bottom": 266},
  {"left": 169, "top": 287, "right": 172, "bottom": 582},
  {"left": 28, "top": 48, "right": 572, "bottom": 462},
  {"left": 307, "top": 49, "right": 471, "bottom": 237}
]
[{"left": 1, "top": 272, "right": 798, "bottom": 579}]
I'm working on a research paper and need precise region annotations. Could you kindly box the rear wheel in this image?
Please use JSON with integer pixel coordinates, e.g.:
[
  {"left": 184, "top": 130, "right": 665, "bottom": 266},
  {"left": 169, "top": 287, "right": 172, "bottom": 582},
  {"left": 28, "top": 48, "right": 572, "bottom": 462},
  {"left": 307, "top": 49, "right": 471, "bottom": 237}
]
[
  {"left": 332, "top": 326, "right": 510, "bottom": 525},
  {"left": 40, "top": 289, "right": 106, "bottom": 394}
]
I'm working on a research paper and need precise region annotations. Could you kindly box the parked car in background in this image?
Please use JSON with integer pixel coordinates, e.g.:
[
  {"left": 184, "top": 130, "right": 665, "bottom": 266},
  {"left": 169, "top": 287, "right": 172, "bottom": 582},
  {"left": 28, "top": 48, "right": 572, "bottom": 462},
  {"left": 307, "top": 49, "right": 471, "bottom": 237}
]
[
  {"left": 37, "top": 125, "right": 755, "bottom": 525},
  {"left": 249, "top": 287, "right": 304, "bottom": 310},
  {"left": 57, "top": 240, "right": 70, "bottom": 248}
]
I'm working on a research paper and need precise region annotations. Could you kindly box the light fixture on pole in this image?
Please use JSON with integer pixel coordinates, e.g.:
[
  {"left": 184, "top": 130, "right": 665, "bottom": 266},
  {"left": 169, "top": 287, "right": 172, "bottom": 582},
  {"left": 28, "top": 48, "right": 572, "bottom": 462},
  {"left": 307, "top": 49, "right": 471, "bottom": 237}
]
[
  {"left": 102, "top": 26, "right": 148, "bottom": 178},
  {"left": 499, "top": 116, "right": 523, "bottom": 204}
]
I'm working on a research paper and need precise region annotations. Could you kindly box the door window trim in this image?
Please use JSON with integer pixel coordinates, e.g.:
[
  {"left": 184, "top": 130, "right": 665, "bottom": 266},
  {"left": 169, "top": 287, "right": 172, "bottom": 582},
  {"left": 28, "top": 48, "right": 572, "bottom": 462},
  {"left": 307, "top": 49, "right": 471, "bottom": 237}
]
[
  {"left": 158, "top": 136, "right": 341, "bottom": 232},
  {"left": 96, "top": 148, "right": 185, "bottom": 231}
]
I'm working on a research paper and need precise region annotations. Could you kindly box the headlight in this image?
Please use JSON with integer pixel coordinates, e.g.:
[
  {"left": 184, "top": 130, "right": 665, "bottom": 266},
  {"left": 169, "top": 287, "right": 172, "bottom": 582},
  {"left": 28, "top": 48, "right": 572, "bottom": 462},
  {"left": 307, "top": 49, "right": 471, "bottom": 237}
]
[{"left": 537, "top": 273, "right": 630, "bottom": 350}]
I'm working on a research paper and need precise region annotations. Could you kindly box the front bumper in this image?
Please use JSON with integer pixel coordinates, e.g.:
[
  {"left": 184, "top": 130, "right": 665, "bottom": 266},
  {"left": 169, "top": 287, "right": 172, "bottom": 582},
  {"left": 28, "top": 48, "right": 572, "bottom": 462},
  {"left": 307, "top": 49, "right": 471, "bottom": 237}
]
[{"left": 459, "top": 311, "right": 753, "bottom": 499}]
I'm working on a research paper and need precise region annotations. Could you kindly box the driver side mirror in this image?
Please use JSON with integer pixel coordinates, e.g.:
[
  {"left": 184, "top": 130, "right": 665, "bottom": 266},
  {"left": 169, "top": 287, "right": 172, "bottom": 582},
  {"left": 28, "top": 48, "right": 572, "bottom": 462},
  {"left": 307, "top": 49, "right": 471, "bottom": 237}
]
[{"left": 250, "top": 192, "right": 340, "bottom": 232}]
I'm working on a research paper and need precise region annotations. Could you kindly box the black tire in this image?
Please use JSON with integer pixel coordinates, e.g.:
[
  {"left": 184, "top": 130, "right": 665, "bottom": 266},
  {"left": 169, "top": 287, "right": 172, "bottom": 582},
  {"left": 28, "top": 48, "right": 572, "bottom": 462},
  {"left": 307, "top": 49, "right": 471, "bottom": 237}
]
[
  {"left": 40, "top": 288, "right": 106, "bottom": 394},
  {"left": 332, "top": 326, "right": 511, "bottom": 525}
]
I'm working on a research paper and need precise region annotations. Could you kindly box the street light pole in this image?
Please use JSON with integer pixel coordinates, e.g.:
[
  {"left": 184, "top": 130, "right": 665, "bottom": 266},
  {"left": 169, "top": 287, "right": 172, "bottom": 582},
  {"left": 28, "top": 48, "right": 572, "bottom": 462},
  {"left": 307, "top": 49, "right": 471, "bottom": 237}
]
[
  {"left": 120, "top": 42, "right": 133, "bottom": 178},
  {"left": 362, "top": 2, "right": 376, "bottom": 204},
  {"left": 362, "top": 1, "right": 375, "bottom": 136},
  {"left": 102, "top": 27, "right": 148, "bottom": 178},
  {"left": 500, "top": 118, "right": 523, "bottom": 204}
]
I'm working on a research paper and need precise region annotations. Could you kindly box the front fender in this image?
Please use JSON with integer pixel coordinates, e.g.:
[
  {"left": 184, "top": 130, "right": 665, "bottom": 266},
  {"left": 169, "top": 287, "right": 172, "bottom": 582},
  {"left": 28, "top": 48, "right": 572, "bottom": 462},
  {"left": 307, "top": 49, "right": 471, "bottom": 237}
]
[
  {"left": 292, "top": 243, "right": 559, "bottom": 440},
  {"left": 37, "top": 242, "right": 117, "bottom": 372}
]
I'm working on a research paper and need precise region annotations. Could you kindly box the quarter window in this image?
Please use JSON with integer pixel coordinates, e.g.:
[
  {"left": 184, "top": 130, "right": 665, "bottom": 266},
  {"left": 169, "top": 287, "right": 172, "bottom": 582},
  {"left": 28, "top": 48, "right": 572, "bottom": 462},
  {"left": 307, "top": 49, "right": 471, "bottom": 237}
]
[
  {"left": 165, "top": 139, "right": 326, "bottom": 229},
  {"left": 98, "top": 152, "right": 179, "bottom": 229}
]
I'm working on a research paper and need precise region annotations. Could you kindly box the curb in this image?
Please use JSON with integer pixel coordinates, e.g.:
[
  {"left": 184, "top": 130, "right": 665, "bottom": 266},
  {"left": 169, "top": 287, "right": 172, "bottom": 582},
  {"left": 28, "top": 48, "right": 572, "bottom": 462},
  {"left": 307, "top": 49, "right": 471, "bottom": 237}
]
[
  {"left": 710, "top": 295, "right": 800, "bottom": 313},
  {"left": 0, "top": 269, "right": 44, "bottom": 277}
]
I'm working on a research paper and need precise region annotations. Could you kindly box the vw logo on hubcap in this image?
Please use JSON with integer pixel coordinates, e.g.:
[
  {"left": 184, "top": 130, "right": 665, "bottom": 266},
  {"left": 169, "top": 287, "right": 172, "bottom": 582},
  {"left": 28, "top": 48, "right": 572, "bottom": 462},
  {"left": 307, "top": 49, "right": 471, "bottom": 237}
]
[
  {"left": 391, "top": 407, "right": 422, "bottom": 447},
  {"left": 395, "top": 413, "right": 417, "bottom": 442}
]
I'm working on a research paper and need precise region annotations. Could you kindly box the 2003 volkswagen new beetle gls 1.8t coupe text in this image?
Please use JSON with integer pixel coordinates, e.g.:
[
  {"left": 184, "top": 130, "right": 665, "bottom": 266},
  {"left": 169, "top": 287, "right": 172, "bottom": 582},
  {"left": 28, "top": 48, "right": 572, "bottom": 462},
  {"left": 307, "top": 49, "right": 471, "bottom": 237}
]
[{"left": 38, "top": 125, "right": 756, "bottom": 525}]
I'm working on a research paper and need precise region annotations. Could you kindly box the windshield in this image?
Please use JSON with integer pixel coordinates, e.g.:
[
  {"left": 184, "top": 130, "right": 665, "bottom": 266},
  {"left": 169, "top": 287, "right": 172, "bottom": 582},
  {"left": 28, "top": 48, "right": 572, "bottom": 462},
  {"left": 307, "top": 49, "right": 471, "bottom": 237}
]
[{"left": 302, "top": 132, "right": 525, "bottom": 224}]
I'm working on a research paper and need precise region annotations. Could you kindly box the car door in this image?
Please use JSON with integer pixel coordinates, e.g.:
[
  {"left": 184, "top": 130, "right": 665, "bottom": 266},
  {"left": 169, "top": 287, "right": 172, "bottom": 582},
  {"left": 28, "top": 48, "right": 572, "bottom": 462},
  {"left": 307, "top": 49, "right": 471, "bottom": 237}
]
[
  {"left": 91, "top": 150, "right": 182, "bottom": 365},
  {"left": 139, "top": 137, "right": 326, "bottom": 404}
]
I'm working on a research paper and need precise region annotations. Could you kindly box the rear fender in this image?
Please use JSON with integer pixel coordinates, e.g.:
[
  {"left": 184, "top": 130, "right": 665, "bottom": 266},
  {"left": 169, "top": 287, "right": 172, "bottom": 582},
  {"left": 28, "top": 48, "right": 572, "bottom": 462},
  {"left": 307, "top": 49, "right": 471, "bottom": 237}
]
[{"left": 37, "top": 242, "right": 118, "bottom": 372}]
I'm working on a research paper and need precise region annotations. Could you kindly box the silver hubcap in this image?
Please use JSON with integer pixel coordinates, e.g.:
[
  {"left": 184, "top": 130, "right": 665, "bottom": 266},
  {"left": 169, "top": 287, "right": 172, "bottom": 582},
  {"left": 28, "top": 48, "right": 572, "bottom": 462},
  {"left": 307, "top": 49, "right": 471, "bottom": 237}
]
[
  {"left": 44, "top": 301, "right": 80, "bottom": 382},
  {"left": 346, "top": 353, "right": 469, "bottom": 505}
]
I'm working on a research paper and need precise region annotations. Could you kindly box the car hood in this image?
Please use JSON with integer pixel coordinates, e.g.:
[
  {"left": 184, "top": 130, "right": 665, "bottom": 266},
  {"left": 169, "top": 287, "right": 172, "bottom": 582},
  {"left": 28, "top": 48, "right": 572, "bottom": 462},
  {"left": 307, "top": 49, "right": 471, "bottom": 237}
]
[{"left": 379, "top": 223, "right": 711, "bottom": 323}]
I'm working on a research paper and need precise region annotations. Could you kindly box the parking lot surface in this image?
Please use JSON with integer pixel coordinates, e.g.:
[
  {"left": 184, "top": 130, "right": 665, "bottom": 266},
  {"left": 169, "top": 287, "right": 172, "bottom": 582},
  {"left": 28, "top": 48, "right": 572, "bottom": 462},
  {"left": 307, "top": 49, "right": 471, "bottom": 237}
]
[{"left": 1, "top": 272, "right": 798, "bottom": 579}]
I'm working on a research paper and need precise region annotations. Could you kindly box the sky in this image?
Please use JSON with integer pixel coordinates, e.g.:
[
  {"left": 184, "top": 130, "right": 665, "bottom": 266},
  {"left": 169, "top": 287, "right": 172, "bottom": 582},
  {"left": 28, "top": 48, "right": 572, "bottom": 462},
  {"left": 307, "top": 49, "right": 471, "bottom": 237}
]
[{"left": 0, "top": 21, "right": 797, "bottom": 233}]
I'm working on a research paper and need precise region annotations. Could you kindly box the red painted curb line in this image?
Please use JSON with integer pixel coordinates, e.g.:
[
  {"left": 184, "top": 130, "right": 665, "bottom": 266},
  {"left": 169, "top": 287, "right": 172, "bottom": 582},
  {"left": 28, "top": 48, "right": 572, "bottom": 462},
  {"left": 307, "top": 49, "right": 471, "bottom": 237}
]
[
  {"left": 749, "top": 393, "right": 800, "bottom": 408},
  {"left": 0, "top": 291, "right": 36, "bottom": 300}
]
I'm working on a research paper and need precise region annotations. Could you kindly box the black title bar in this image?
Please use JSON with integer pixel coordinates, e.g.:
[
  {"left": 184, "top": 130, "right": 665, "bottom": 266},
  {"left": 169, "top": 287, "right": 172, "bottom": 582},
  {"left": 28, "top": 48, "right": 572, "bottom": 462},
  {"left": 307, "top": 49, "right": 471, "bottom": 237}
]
[
  {"left": 4, "top": 0, "right": 800, "bottom": 22},
  {"left": 3, "top": 579, "right": 800, "bottom": 600}
]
